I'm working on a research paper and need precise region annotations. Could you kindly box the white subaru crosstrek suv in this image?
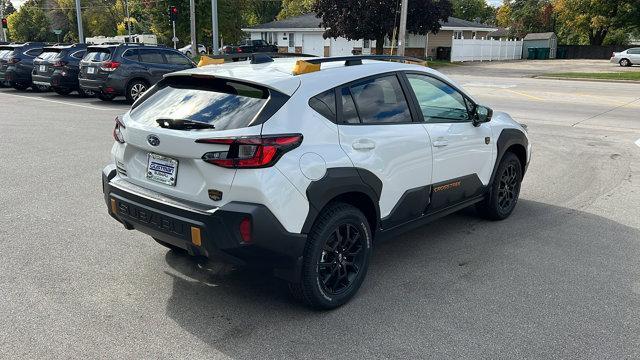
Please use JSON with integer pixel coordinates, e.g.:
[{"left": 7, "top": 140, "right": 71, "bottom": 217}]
[{"left": 102, "top": 55, "right": 531, "bottom": 309}]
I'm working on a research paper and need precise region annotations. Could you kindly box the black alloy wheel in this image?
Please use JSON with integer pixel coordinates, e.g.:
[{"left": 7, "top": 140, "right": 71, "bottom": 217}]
[
  {"left": 289, "top": 202, "right": 372, "bottom": 309},
  {"left": 318, "top": 223, "right": 366, "bottom": 295},
  {"left": 476, "top": 151, "right": 522, "bottom": 220}
]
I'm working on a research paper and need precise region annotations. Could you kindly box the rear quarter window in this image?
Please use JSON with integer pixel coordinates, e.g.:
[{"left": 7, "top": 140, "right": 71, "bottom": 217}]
[
  {"left": 84, "top": 50, "right": 111, "bottom": 62},
  {"left": 129, "top": 77, "right": 274, "bottom": 131},
  {"left": 309, "top": 90, "right": 336, "bottom": 122}
]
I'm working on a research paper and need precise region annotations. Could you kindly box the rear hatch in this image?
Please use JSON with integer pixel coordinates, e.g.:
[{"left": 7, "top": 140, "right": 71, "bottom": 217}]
[
  {"left": 0, "top": 48, "right": 16, "bottom": 74},
  {"left": 33, "top": 48, "right": 64, "bottom": 78},
  {"left": 80, "top": 47, "right": 113, "bottom": 80},
  {"left": 116, "top": 75, "right": 289, "bottom": 205}
]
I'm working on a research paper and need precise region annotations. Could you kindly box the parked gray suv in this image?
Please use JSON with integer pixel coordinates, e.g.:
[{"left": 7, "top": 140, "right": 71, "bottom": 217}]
[{"left": 79, "top": 44, "right": 196, "bottom": 103}]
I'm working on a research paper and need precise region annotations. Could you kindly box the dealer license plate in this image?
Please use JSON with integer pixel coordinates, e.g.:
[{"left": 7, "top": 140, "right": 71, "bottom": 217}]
[{"left": 146, "top": 153, "right": 178, "bottom": 186}]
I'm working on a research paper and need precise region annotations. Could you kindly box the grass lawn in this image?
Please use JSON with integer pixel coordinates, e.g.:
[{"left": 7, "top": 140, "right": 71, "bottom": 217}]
[
  {"left": 427, "top": 59, "right": 454, "bottom": 69},
  {"left": 544, "top": 71, "right": 640, "bottom": 81}
]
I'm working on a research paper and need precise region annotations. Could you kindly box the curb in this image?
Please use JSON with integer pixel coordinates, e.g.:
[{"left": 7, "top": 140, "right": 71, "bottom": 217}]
[{"left": 533, "top": 75, "right": 640, "bottom": 84}]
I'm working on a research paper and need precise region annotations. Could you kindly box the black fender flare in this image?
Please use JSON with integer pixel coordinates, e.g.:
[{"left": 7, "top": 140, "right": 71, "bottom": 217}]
[
  {"left": 301, "top": 168, "right": 382, "bottom": 234},
  {"left": 489, "top": 128, "right": 529, "bottom": 186}
]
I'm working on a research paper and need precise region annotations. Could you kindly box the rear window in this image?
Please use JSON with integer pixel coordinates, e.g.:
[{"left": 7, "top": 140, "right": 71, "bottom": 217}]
[
  {"left": 84, "top": 50, "right": 111, "bottom": 62},
  {"left": 129, "top": 77, "right": 270, "bottom": 131},
  {"left": 37, "top": 51, "right": 62, "bottom": 60}
]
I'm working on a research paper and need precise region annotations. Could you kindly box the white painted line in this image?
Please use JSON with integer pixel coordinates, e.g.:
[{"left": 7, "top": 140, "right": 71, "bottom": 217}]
[
  {"left": 0, "top": 91, "right": 118, "bottom": 111},
  {"left": 635, "top": 138, "right": 640, "bottom": 148}
]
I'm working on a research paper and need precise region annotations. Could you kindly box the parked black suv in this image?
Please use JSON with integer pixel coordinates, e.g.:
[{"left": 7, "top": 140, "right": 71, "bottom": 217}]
[
  {"left": 32, "top": 43, "right": 92, "bottom": 96},
  {"left": 79, "top": 44, "right": 195, "bottom": 103},
  {"left": 3, "top": 42, "right": 49, "bottom": 91}
]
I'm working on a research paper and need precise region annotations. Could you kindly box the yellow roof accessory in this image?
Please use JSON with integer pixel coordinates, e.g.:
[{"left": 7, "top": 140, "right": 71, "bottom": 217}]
[
  {"left": 292, "top": 60, "right": 321, "bottom": 76},
  {"left": 197, "top": 55, "right": 225, "bottom": 67}
]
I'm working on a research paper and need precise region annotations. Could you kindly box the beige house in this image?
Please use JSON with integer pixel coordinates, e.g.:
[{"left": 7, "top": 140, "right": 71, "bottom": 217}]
[{"left": 242, "top": 13, "right": 497, "bottom": 60}]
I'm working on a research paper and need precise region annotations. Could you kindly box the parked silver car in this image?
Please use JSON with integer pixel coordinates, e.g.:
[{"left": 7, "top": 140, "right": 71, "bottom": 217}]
[
  {"left": 611, "top": 48, "right": 640, "bottom": 67},
  {"left": 178, "top": 44, "right": 207, "bottom": 56}
]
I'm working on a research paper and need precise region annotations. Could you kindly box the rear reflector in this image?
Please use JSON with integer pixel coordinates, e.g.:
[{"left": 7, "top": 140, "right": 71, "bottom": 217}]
[
  {"left": 197, "top": 134, "right": 303, "bottom": 169},
  {"left": 110, "top": 198, "right": 117, "bottom": 214},
  {"left": 239, "top": 217, "right": 252, "bottom": 243},
  {"left": 191, "top": 226, "right": 202, "bottom": 246}
]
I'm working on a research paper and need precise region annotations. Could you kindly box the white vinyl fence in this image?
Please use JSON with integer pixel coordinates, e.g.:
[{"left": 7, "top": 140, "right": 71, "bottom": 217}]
[{"left": 450, "top": 37, "right": 523, "bottom": 62}]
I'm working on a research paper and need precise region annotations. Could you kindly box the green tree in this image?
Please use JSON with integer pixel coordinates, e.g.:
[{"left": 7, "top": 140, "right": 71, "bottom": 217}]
[
  {"left": 553, "top": 0, "right": 639, "bottom": 45},
  {"left": 6, "top": 1, "right": 53, "bottom": 42},
  {"left": 505, "top": 0, "right": 552, "bottom": 37},
  {"left": 247, "top": 0, "right": 281, "bottom": 25},
  {"left": 451, "top": 0, "right": 495, "bottom": 23},
  {"left": 278, "top": 0, "right": 314, "bottom": 19},
  {"left": 315, "top": 0, "right": 452, "bottom": 54},
  {"left": 1, "top": 0, "right": 16, "bottom": 16}
]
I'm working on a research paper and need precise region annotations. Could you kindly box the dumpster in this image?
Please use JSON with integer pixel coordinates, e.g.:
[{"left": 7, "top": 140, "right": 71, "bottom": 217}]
[
  {"left": 537, "top": 48, "right": 550, "bottom": 59},
  {"left": 527, "top": 48, "right": 538, "bottom": 60}
]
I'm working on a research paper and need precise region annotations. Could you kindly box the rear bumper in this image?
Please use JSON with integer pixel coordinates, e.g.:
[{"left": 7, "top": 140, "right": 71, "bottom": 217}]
[
  {"left": 102, "top": 165, "right": 306, "bottom": 281},
  {"left": 31, "top": 73, "right": 52, "bottom": 87},
  {"left": 4, "top": 68, "right": 31, "bottom": 84},
  {"left": 80, "top": 77, "right": 125, "bottom": 95}
]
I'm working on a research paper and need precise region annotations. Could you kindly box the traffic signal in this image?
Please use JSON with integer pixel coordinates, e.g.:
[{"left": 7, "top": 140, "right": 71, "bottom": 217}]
[
  {"left": 168, "top": 6, "right": 178, "bottom": 22},
  {"left": 1, "top": 18, "right": 7, "bottom": 29}
]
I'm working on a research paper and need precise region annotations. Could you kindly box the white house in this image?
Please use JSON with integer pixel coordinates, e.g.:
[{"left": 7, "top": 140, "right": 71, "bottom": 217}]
[{"left": 241, "top": 13, "right": 498, "bottom": 59}]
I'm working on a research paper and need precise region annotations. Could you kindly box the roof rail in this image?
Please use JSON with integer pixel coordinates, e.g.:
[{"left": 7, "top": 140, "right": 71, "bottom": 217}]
[{"left": 292, "top": 55, "right": 427, "bottom": 75}]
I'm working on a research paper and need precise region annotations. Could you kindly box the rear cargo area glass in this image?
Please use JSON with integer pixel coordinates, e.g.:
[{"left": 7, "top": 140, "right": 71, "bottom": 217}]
[
  {"left": 84, "top": 50, "right": 111, "bottom": 62},
  {"left": 129, "top": 77, "right": 269, "bottom": 131}
]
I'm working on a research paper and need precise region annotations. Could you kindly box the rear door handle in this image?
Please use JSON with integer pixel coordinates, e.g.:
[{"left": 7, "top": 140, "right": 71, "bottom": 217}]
[
  {"left": 352, "top": 139, "right": 376, "bottom": 151},
  {"left": 433, "top": 139, "right": 448, "bottom": 147}
]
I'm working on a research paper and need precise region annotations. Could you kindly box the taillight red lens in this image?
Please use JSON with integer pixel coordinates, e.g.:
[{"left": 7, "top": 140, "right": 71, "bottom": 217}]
[
  {"left": 197, "top": 134, "right": 303, "bottom": 168},
  {"left": 100, "top": 61, "right": 121, "bottom": 72},
  {"left": 113, "top": 116, "right": 126, "bottom": 143},
  {"left": 8, "top": 57, "right": 19, "bottom": 64},
  {"left": 239, "top": 217, "right": 252, "bottom": 243},
  {"left": 53, "top": 60, "right": 68, "bottom": 68}
]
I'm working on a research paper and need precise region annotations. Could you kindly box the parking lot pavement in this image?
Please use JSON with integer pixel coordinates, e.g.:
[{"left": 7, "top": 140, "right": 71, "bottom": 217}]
[{"left": 1, "top": 67, "right": 640, "bottom": 359}]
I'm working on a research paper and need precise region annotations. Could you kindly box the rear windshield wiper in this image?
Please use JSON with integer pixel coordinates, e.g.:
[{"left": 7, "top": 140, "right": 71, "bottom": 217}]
[{"left": 156, "top": 118, "right": 215, "bottom": 130}]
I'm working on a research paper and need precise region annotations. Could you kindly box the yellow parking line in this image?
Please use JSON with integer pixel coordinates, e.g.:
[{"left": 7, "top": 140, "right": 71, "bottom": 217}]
[{"left": 503, "top": 89, "right": 545, "bottom": 101}]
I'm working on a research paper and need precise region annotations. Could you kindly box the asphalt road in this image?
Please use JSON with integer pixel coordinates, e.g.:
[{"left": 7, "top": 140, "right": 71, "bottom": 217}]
[{"left": 1, "top": 62, "right": 639, "bottom": 359}]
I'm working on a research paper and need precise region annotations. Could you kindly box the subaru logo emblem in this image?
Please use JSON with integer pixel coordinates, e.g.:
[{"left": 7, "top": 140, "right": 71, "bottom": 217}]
[{"left": 147, "top": 135, "right": 160, "bottom": 147}]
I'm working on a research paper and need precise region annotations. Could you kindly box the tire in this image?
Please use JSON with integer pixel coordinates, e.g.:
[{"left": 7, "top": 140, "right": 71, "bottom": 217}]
[
  {"left": 200, "top": 50, "right": 206, "bottom": 55},
  {"left": 289, "top": 202, "right": 372, "bottom": 310},
  {"left": 53, "top": 87, "right": 73, "bottom": 96},
  {"left": 153, "top": 238, "right": 185, "bottom": 253},
  {"left": 78, "top": 88, "right": 95, "bottom": 97},
  {"left": 620, "top": 59, "right": 631, "bottom": 67},
  {"left": 11, "top": 82, "right": 29, "bottom": 91},
  {"left": 97, "top": 92, "right": 116, "bottom": 101},
  {"left": 125, "top": 79, "right": 149, "bottom": 104},
  {"left": 476, "top": 152, "right": 523, "bottom": 220}
]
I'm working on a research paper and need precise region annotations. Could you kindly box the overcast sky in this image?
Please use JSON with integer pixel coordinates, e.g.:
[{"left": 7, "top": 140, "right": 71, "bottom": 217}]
[{"left": 12, "top": 0, "right": 504, "bottom": 9}]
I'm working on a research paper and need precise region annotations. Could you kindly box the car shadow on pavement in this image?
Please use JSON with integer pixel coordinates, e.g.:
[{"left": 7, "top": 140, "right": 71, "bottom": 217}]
[{"left": 162, "top": 199, "right": 640, "bottom": 359}]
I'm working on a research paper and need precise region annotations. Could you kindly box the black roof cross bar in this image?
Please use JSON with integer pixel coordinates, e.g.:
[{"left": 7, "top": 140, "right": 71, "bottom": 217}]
[{"left": 303, "top": 55, "right": 427, "bottom": 66}]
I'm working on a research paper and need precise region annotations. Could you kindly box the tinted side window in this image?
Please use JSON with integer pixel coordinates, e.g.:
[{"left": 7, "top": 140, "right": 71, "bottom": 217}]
[
  {"left": 139, "top": 49, "right": 164, "bottom": 64},
  {"left": 123, "top": 49, "right": 140, "bottom": 61},
  {"left": 340, "top": 87, "right": 360, "bottom": 124},
  {"left": 349, "top": 75, "right": 412, "bottom": 124},
  {"left": 164, "top": 51, "right": 192, "bottom": 66},
  {"left": 406, "top": 74, "right": 470, "bottom": 123},
  {"left": 309, "top": 90, "right": 336, "bottom": 122}
]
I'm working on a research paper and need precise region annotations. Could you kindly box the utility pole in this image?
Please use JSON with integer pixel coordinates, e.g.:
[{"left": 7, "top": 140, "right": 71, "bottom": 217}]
[
  {"left": 397, "top": 0, "right": 408, "bottom": 56},
  {"left": 189, "top": 0, "right": 196, "bottom": 58},
  {"left": 0, "top": 5, "right": 6, "bottom": 43},
  {"left": 211, "top": 0, "right": 219, "bottom": 55},
  {"left": 124, "top": 0, "right": 132, "bottom": 41},
  {"left": 75, "top": 0, "right": 84, "bottom": 43}
]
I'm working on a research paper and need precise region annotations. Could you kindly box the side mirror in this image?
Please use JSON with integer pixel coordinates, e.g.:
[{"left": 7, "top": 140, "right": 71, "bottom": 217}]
[{"left": 473, "top": 105, "right": 493, "bottom": 126}]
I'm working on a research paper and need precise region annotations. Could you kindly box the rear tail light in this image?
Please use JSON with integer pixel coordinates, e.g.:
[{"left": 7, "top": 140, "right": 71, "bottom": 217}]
[
  {"left": 100, "top": 61, "right": 121, "bottom": 72},
  {"left": 237, "top": 48, "right": 243, "bottom": 53},
  {"left": 7, "top": 57, "right": 19, "bottom": 64},
  {"left": 196, "top": 134, "right": 303, "bottom": 168},
  {"left": 113, "top": 116, "right": 126, "bottom": 143},
  {"left": 53, "top": 60, "right": 68, "bottom": 68}
]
